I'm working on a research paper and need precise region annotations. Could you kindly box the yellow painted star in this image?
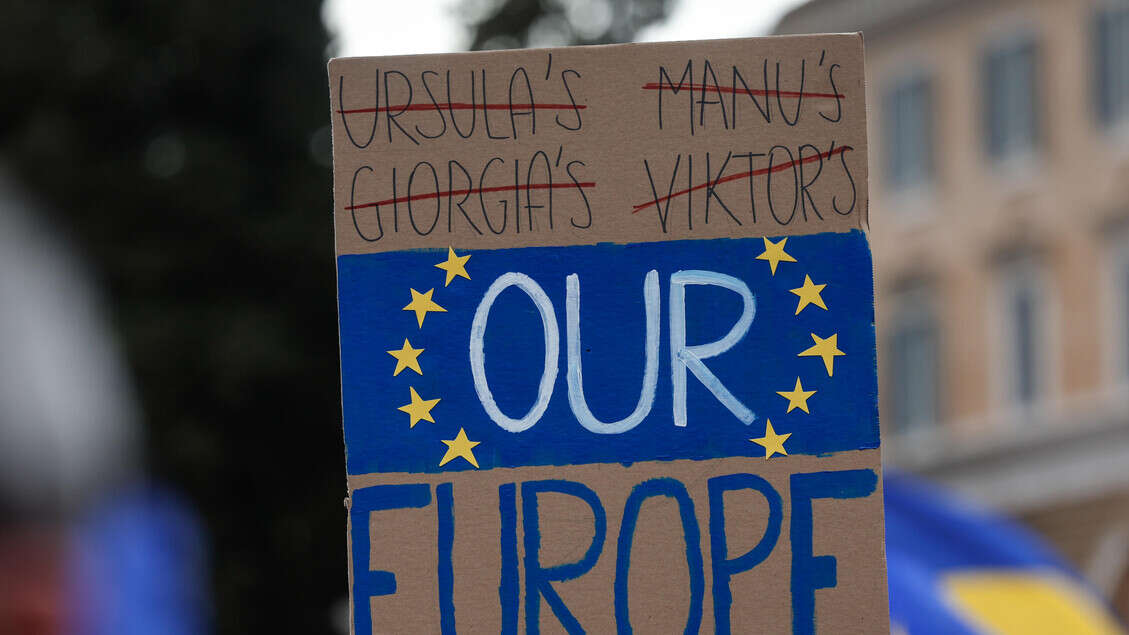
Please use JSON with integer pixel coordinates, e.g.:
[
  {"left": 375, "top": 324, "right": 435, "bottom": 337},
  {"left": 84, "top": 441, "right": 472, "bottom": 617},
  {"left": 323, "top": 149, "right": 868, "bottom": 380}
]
[
  {"left": 403, "top": 288, "right": 446, "bottom": 327},
  {"left": 755, "top": 237, "right": 797, "bottom": 275},
  {"left": 790, "top": 275, "right": 828, "bottom": 315},
  {"left": 387, "top": 338, "right": 424, "bottom": 376},
  {"left": 434, "top": 247, "right": 471, "bottom": 287},
  {"left": 798, "top": 333, "right": 845, "bottom": 377},
  {"left": 398, "top": 386, "right": 440, "bottom": 428},
  {"left": 750, "top": 419, "right": 791, "bottom": 459},
  {"left": 439, "top": 427, "right": 481, "bottom": 468},
  {"left": 777, "top": 377, "right": 816, "bottom": 414}
]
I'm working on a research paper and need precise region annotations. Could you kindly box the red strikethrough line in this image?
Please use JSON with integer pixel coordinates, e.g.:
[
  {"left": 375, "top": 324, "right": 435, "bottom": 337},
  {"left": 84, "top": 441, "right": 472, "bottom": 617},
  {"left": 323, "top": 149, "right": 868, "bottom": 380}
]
[
  {"left": 631, "top": 146, "right": 852, "bottom": 214},
  {"left": 640, "top": 82, "right": 845, "bottom": 99},
  {"left": 338, "top": 102, "right": 586, "bottom": 114},
  {"left": 346, "top": 181, "right": 597, "bottom": 211}
]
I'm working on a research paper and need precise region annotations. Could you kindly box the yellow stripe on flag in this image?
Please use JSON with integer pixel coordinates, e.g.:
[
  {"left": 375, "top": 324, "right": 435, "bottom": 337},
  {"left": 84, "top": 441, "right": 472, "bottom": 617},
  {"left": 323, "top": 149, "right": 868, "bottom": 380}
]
[{"left": 944, "top": 570, "right": 1125, "bottom": 635}]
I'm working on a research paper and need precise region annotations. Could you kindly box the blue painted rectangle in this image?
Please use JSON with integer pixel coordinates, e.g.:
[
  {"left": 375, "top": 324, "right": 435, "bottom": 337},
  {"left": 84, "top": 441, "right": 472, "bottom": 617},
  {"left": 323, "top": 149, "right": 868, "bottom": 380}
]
[{"left": 338, "top": 231, "right": 877, "bottom": 475}]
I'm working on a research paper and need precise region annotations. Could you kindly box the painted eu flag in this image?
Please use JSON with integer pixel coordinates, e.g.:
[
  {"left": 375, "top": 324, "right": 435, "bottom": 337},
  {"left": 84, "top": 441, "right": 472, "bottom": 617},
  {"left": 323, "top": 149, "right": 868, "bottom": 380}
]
[{"left": 338, "top": 230, "right": 877, "bottom": 475}]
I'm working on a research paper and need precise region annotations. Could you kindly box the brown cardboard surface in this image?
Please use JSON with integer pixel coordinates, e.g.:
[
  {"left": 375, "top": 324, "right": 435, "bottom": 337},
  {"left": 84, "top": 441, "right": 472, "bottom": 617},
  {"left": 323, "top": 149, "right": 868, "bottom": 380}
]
[
  {"left": 330, "top": 34, "right": 868, "bottom": 255},
  {"left": 330, "top": 34, "right": 886, "bottom": 634},
  {"left": 346, "top": 451, "right": 886, "bottom": 634}
]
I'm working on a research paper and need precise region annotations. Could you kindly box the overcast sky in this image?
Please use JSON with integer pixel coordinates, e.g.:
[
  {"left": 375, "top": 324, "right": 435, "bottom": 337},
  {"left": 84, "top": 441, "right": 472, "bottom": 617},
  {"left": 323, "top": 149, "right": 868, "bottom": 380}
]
[{"left": 324, "top": 0, "right": 808, "bottom": 58}]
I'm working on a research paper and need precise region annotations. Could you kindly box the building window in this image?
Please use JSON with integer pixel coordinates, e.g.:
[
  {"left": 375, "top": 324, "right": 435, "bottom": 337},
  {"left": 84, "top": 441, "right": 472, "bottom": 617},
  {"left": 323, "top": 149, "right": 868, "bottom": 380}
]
[
  {"left": 1011, "top": 280, "right": 1039, "bottom": 403},
  {"left": 1107, "top": 233, "right": 1129, "bottom": 381},
  {"left": 998, "top": 259, "right": 1048, "bottom": 406},
  {"left": 887, "top": 286, "right": 941, "bottom": 431},
  {"left": 982, "top": 36, "right": 1040, "bottom": 159},
  {"left": 1094, "top": 4, "right": 1129, "bottom": 126},
  {"left": 884, "top": 74, "right": 934, "bottom": 188},
  {"left": 1120, "top": 254, "right": 1129, "bottom": 377}
]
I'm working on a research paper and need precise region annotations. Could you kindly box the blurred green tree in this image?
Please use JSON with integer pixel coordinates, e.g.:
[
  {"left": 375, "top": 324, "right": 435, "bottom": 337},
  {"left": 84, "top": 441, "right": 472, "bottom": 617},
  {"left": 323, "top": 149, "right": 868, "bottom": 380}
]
[
  {"left": 0, "top": 0, "right": 671, "bottom": 632},
  {"left": 462, "top": 0, "right": 672, "bottom": 50},
  {"left": 0, "top": 2, "right": 342, "bottom": 633}
]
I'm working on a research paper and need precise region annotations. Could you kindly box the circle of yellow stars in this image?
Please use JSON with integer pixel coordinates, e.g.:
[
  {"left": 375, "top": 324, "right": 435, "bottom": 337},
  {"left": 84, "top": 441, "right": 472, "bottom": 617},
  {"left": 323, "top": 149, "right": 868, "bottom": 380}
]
[
  {"left": 750, "top": 237, "right": 844, "bottom": 460},
  {"left": 388, "top": 239, "right": 843, "bottom": 465},
  {"left": 385, "top": 246, "right": 481, "bottom": 469}
]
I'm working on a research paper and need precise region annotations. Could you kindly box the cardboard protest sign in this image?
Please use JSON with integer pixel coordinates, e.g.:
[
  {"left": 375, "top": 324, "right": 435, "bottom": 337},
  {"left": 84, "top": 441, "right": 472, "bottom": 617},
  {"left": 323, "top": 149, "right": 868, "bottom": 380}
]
[{"left": 329, "top": 34, "right": 886, "bottom": 634}]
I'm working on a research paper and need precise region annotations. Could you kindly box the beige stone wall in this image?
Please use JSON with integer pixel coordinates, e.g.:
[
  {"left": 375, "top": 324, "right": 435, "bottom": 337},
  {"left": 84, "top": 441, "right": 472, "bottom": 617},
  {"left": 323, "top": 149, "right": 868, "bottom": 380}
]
[
  {"left": 780, "top": 0, "right": 1129, "bottom": 616},
  {"left": 866, "top": 0, "right": 1129, "bottom": 432},
  {"left": 865, "top": 1, "right": 1129, "bottom": 616}
]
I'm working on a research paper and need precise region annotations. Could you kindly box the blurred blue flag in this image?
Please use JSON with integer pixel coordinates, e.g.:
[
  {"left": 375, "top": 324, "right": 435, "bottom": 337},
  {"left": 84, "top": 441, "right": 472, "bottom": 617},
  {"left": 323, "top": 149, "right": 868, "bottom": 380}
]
[
  {"left": 69, "top": 487, "right": 209, "bottom": 635},
  {"left": 886, "top": 471, "right": 1125, "bottom": 634}
]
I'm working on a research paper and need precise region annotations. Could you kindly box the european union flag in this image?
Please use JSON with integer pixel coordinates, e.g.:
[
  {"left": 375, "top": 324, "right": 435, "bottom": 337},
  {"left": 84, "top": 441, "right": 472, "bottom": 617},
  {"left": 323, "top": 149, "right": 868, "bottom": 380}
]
[
  {"left": 886, "top": 471, "right": 1125, "bottom": 634},
  {"left": 337, "top": 231, "right": 878, "bottom": 474}
]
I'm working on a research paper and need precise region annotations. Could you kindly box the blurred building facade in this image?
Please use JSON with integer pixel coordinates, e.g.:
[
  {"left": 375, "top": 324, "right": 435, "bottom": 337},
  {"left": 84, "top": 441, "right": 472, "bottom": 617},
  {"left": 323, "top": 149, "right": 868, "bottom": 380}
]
[{"left": 777, "top": 0, "right": 1129, "bottom": 617}]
